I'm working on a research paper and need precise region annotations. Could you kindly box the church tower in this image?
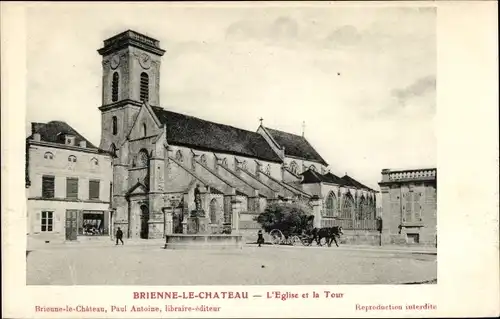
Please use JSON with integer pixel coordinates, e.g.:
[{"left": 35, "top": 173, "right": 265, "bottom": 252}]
[{"left": 97, "top": 30, "right": 166, "bottom": 151}]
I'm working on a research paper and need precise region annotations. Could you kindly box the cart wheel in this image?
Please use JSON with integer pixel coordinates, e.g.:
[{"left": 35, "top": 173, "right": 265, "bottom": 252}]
[
  {"left": 302, "top": 238, "right": 312, "bottom": 246},
  {"left": 269, "top": 229, "right": 283, "bottom": 245},
  {"left": 291, "top": 235, "right": 301, "bottom": 246}
]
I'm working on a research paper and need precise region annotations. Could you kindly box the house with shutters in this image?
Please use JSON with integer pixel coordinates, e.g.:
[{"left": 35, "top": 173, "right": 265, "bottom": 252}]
[
  {"left": 378, "top": 168, "right": 437, "bottom": 246},
  {"left": 25, "top": 121, "right": 113, "bottom": 242}
]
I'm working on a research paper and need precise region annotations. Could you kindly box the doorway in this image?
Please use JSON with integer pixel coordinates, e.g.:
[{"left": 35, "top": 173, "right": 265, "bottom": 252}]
[
  {"left": 140, "top": 205, "right": 149, "bottom": 239},
  {"left": 65, "top": 210, "right": 78, "bottom": 241}
]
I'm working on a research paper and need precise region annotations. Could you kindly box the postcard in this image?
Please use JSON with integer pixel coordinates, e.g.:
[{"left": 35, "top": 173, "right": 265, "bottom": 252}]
[{"left": 1, "top": 1, "right": 498, "bottom": 318}]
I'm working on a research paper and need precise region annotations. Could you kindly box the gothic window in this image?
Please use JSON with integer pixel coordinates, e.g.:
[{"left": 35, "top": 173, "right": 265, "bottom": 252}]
[
  {"left": 44, "top": 152, "right": 54, "bottom": 160},
  {"left": 324, "top": 192, "right": 336, "bottom": 217},
  {"left": 209, "top": 198, "right": 218, "bottom": 224},
  {"left": 357, "top": 196, "right": 366, "bottom": 220},
  {"left": 112, "top": 116, "right": 118, "bottom": 135},
  {"left": 289, "top": 161, "right": 299, "bottom": 174},
  {"left": 265, "top": 164, "right": 271, "bottom": 175},
  {"left": 309, "top": 165, "right": 317, "bottom": 172},
  {"left": 140, "top": 72, "right": 149, "bottom": 102},
  {"left": 175, "top": 150, "right": 183, "bottom": 162},
  {"left": 200, "top": 154, "right": 207, "bottom": 166},
  {"left": 222, "top": 158, "right": 228, "bottom": 167},
  {"left": 340, "top": 193, "right": 354, "bottom": 219},
  {"left": 112, "top": 72, "right": 119, "bottom": 102},
  {"left": 142, "top": 123, "right": 147, "bottom": 137},
  {"left": 137, "top": 150, "right": 149, "bottom": 167},
  {"left": 68, "top": 155, "right": 77, "bottom": 163}
]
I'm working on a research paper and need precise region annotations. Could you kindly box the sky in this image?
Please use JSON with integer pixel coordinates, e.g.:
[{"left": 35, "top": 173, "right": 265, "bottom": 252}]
[{"left": 25, "top": 3, "right": 436, "bottom": 190}]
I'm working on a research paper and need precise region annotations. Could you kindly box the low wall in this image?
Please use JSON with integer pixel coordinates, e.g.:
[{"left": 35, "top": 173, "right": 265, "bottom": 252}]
[
  {"left": 164, "top": 234, "right": 244, "bottom": 250},
  {"left": 338, "top": 230, "right": 381, "bottom": 246}
]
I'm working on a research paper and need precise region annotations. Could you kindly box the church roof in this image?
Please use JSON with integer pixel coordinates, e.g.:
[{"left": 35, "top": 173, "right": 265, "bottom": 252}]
[
  {"left": 152, "top": 107, "right": 282, "bottom": 163},
  {"left": 341, "top": 174, "right": 375, "bottom": 192},
  {"left": 263, "top": 127, "right": 328, "bottom": 165},
  {"left": 301, "top": 169, "right": 375, "bottom": 192},
  {"left": 27, "top": 121, "right": 98, "bottom": 149}
]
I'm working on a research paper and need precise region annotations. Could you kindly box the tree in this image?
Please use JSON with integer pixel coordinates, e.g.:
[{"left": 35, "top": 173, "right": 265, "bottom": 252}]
[{"left": 254, "top": 202, "right": 313, "bottom": 236}]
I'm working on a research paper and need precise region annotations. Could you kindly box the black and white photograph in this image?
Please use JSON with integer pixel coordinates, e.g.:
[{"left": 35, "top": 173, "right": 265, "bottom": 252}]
[
  {"left": 23, "top": 4, "right": 438, "bottom": 286},
  {"left": 2, "top": 1, "right": 498, "bottom": 318}
]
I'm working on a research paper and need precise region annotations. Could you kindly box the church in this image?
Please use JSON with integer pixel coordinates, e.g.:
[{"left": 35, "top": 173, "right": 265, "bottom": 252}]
[{"left": 26, "top": 29, "right": 378, "bottom": 242}]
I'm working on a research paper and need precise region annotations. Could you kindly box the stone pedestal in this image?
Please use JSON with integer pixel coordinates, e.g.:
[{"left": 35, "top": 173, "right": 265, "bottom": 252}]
[{"left": 186, "top": 209, "right": 209, "bottom": 234}]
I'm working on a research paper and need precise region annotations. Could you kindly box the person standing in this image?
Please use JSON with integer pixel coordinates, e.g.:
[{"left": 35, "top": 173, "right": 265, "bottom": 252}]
[
  {"left": 257, "top": 230, "right": 264, "bottom": 247},
  {"left": 115, "top": 227, "right": 124, "bottom": 245}
]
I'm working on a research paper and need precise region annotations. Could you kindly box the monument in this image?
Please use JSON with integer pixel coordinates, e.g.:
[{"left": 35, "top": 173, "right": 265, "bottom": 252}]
[{"left": 164, "top": 185, "right": 243, "bottom": 250}]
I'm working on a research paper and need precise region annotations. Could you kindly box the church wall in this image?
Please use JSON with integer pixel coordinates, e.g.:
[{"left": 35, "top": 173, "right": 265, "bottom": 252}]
[{"left": 127, "top": 107, "right": 162, "bottom": 142}]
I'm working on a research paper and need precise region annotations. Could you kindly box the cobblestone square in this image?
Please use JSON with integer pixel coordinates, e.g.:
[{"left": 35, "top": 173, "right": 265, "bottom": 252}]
[{"left": 27, "top": 244, "right": 437, "bottom": 285}]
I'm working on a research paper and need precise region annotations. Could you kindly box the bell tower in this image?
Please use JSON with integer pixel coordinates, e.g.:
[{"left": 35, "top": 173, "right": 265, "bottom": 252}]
[{"left": 97, "top": 30, "right": 166, "bottom": 151}]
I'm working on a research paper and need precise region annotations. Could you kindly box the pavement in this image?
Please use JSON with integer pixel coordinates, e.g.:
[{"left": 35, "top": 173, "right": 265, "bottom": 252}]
[
  {"left": 26, "top": 242, "right": 437, "bottom": 285},
  {"left": 27, "top": 237, "right": 437, "bottom": 255}
]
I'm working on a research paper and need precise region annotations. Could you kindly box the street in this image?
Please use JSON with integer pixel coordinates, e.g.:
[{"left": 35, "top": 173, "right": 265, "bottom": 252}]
[{"left": 26, "top": 243, "right": 437, "bottom": 285}]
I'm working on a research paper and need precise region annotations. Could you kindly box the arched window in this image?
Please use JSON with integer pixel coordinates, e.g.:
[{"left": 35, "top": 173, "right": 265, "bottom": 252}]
[
  {"left": 340, "top": 192, "right": 354, "bottom": 219},
  {"left": 142, "top": 123, "right": 147, "bottom": 137},
  {"left": 68, "top": 155, "right": 77, "bottom": 163},
  {"left": 221, "top": 158, "right": 228, "bottom": 167},
  {"left": 200, "top": 154, "right": 207, "bottom": 166},
  {"left": 137, "top": 149, "right": 149, "bottom": 167},
  {"left": 209, "top": 198, "right": 218, "bottom": 224},
  {"left": 175, "top": 150, "right": 183, "bottom": 162},
  {"left": 110, "top": 143, "right": 117, "bottom": 158},
  {"left": 309, "top": 165, "right": 317, "bottom": 172},
  {"left": 112, "top": 72, "right": 119, "bottom": 102},
  {"left": 357, "top": 196, "right": 366, "bottom": 220},
  {"left": 44, "top": 152, "right": 54, "bottom": 160},
  {"left": 289, "top": 161, "right": 298, "bottom": 174},
  {"left": 112, "top": 116, "right": 118, "bottom": 135},
  {"left": 324, "top": 192, "right": 337, "bottom": 217},
  {"left": 90, "top": 157, "right": 99, "bottom": 168},
  {"left": 140, "top": 72, "right": 149, "bottom": 102}
]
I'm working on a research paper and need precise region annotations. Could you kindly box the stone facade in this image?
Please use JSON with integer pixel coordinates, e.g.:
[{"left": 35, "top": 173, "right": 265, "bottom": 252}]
[
  {"left": 379, "top": 168, "right": 437, "bottom": 246},
  {"left": 26, "top": 124, "right": 113, "bottom": 242}
]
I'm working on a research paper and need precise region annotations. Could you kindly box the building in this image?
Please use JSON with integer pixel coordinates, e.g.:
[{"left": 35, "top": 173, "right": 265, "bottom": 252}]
[
  {"left": 378, "top": 168, "right": 437, "bottom": 246},
  {"left": 25, "top": 121, "right": 113, "bottom": 242},
  {"left": 26, "top": 29, "right": 378, "bottom": 242}
]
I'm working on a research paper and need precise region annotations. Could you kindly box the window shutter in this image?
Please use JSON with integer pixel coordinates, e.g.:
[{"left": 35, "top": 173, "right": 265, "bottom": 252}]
[
  {"left": 66, "top": 178, "right": 79, "bottom": 199},
  {"left": 89, "top": 180, "right": 100, "bottom": 200},
  {"left": 42, "top": 176, "right": 55, "bottom": 198}
]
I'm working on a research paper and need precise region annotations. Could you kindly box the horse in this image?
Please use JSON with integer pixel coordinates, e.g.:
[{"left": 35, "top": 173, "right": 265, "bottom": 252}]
[{"left": 311, "top": 226, "right": 344, "bottom": 247}]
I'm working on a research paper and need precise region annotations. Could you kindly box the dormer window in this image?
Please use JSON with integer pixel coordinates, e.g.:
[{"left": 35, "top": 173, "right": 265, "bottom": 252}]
[{"left": 44, "top": 152, "right": 54, "bottom": 160}]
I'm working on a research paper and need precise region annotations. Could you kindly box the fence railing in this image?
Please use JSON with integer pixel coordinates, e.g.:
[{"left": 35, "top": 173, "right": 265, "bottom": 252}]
[
  {"left": 321, "top": 218, "right": 380, "bottom": 231},
  {"left": 239, "top": 221, "right": 262, "bottom": 229}
]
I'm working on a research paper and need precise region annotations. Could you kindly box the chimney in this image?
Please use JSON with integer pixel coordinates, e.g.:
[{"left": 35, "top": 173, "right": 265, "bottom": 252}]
[
  {"left": 79, "top": 140, "right": 87, "bottom": 148},
  {"left": 31, "top": 123, "right": 41, "bottom": 141}
]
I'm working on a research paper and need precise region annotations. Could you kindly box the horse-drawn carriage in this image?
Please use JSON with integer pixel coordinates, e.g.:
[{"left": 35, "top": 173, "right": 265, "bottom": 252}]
[
  {"left": 268, "top": 223, "right": 344, "bottom": 247},
  {"left": 269, "top": 228, "right": 314, "bottom": 246}
]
